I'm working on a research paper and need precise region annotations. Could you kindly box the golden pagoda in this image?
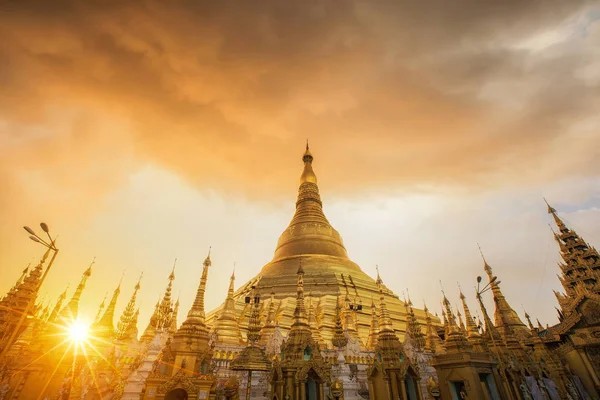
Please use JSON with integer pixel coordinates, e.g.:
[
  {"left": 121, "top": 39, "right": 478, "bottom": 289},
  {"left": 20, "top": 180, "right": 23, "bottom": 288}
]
[
  {"left": 206, "top": 143, "right": 438, "bottom": 345},
  {"left": 213, "top": 270, "right": 244, "bottom": 346}
]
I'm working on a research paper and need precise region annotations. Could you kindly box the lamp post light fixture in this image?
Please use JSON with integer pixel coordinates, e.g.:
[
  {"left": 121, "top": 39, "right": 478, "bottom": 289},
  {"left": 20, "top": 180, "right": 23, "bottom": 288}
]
[{"left": 0, "top": 223, "right": 59, "bottom": 360}]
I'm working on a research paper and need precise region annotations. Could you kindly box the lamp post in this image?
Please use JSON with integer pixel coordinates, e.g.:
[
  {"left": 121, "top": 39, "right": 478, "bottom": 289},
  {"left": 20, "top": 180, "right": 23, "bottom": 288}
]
[{"left": 0, "top": 223, "right": 59, "bottom": 360}]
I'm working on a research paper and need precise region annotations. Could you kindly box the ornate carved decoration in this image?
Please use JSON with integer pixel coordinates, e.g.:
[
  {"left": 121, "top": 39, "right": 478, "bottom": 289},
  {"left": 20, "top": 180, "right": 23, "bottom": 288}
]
[{"left": 157, "top": 370, "right": 199, "bottom": 394}]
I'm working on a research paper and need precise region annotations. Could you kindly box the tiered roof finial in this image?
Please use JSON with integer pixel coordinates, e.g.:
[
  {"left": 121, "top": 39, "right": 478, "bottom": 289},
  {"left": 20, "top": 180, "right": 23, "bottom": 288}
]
[{"left": 115, "top": 273, "right": 142, "bottom": 342}]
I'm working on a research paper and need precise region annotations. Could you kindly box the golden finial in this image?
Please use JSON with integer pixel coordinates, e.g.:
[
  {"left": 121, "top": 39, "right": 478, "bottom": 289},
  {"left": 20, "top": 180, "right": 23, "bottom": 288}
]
[
  {"left": 169, "top": 258, "right": 177, "bottom": 280},
  {"left": 85, "top": 257, "right": 96, "bottom": 275},
  {"left": 477, "top": 243, "right": 493, "bottom": 275},
  {"left": 135, "top": 271, "right": 143, "bottom": 290},
  {"left": 203, "top": 247, "right": 212, "bottom": 267},
  {"left": 543, "top": 197, "right": 557, "bottom": 214},
  {"left": 439, "top": 280, "right": 447, "bottom": 300}
]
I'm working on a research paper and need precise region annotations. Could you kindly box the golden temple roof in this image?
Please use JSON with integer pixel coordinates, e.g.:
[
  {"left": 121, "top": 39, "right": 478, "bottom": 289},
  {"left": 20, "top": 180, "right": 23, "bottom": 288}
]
[
  {"left": 207, "top": 144, "right": 440, "bottom": 348},
  {"left": 273, "top": 142, "right": 349, "bottom": 261}
]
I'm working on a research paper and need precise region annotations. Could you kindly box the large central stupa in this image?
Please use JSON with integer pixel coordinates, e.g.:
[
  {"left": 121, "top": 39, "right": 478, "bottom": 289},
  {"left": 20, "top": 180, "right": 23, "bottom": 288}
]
[{"left": 206, "top": 145, "right": 437, "bottom": 346}]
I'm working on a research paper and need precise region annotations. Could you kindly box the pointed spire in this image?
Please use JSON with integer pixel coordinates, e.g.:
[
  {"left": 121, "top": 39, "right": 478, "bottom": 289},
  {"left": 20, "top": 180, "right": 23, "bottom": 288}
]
[
  {"left": 94, "top": 280, "right": 121, "bottom": 338},
  {"left": 477, "top": 247, "right": 529, "bottom": 339},
  {"left": 291, "top": 261, "right": 309, "bottom": 330},
  {"left": 156, "top": 259, "right": 176, "bottom": 330},
  {"left": 545, "top": 200, "right": 600, "bottom": 302},
  {"left": 116, "top": 273, "right": 142, "bottom": 342},
  {"left": 524, "top": 311, "right": 535, "bottom": 331},
  {"left": 332, "top": 299, "right": 348, "bottom": 349},
  {"left": 456, "top": 308, "right": 466, "bottom": 333},
  {"left": 273, "top": 145, "right": 348, "bottom": 260},
  {"left": 307, "top": 295, "right": 322, "bottom": 344},
  {"left": 404, "top": 297, "right": 425, "bottom": 350},
  {"left": 213, "top": 266, "right": 243, "bottom": 346},
  {"left": 93, "top": 293, "right": 108, "bottom": 323},
  {"left": 186, "top": 249, "right": 210, "bottom": 322},
  {"left": 424, "top": 303, "right": 443, "bottom": 354},
  {"left": 459, "top": 289, "right": 479, "bottom": 336},
  {"left": 48, "top": 285, "right": 68, "bottom": 323},
  {"left": 545, "top": 198, "right": 568, "bottom": 232},
  {"left": 169, "top": 297, "right": 180, "bottom": 335},
  {"left": 441, "top": 289, "right": 471, "bottom": 352},
  {"left": 377, "top": 272, "right": 394, "bottom": 334},
  {"left": 366, "top": 297, "right": 379, "bottom": 351},
  {"left": 260, "top": 291, "right": 278, "bottom": 345},
  {"left": 176, "top": 247, "right": 211, "bottom": 338},
  {"left": 60, "top": 259, "right": 93, "bottom": 321}
]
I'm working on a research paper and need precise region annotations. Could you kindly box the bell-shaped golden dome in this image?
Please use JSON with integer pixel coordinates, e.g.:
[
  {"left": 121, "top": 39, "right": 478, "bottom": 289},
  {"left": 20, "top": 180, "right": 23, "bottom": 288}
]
[{"left": 273, "top": 142, "right": 349, "bottom": 261}]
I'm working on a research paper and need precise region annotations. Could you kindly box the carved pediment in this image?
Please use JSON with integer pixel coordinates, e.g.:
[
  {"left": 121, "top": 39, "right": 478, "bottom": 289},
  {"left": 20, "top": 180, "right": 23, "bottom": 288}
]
[{"left": 157, "top": 370, "right": 198, "bottom": 394}]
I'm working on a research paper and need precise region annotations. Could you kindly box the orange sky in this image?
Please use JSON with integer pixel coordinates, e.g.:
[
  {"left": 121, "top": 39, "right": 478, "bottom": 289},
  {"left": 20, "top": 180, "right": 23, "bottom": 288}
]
[{"left": 1, "top": 1, "right": 599, "bottom": 330}]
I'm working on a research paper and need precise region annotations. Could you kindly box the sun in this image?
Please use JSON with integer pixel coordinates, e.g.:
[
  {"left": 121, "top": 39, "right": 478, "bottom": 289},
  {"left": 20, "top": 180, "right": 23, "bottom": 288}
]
[{"left": 67, "top": 320, "right": 89, "bottom": 343}]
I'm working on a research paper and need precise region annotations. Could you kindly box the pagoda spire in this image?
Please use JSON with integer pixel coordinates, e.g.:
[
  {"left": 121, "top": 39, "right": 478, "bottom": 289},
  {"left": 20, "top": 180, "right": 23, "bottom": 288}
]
[
  {"left": 186, "top": 249, "right": 210, "bottom": 322},
  {"left": 116, "top": 273, "right": 142, "bottom": 342},
  {"left": 424, "top": 303, "right": 444, "bottom": 354},
  {"left": 60, "top": 259, "right": 93, "bottom": 321},
  {"left": 459, "top": 289, "right": 479, "bottom": 336},
  {"left": 405, "top": 297, "right": 425, "bottom": 350},
  {"left": 459, "top": 290, "right": 487, "bottom": 352},
  {"left": 48, "top": 285, "right": 68, "bottom": 323},
  {"left": 545, "top": 199, "right": 600, "bottom": 301},
  {"left": 273, "top": 144, "right": 349, "bottom": 260},
  {"left": 545, "top": 198, "right": 568, "bottom": 233},
  {"left": 260, "top": 291, "right": 277, "bottom": 345},
  {"left": 366, "top": 298, "right": 379, "bottom": 351},
  {"left": 157, "top": 259, "right": 176, "bottom": 330},
  {"left": 169, "top": 297, "right": 180, "bottom": 335},
  {"left": 441, "top": 290, "right": 472, "bottom": 353},
  {"left": 2, "top": 264, "right": 29, "bottom": 302},
  {"left": 475, "top": 291, "right": 503, "bottom": 344},
  {"left": 524, "top": 311, "right": 535, "bottom": 331},
  {"left": 174, "top": 248, "right": 211, "bottom": 344},
  {"left": 307, "top": 295, "right": 322, "bottom": 344},
  {"left": 0, "top": 249, "right": 50, "bottom": 348},
  {"left": 291, "top": 262, "right": 309, "bottom": 330},
  {"left": 332, "top": 299, "right": 348, "bottom": 349},
  {"left": 374, "top": 272, "right": 405, "bottom": 366},
  {"left": 95, "top": 277, "right": 122, "bottom": 338},
  {"left": 93, "top": 293, "right": 108, "bottom": 324},
  {"left": 213, "top": 268, "right": 243, "bottom": 346},
  {"left": 140, "top": 301, "right": 161, "bottom": 343},
  {"left": 478, "top": 247, "right": 529, "bottom": 339}
]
